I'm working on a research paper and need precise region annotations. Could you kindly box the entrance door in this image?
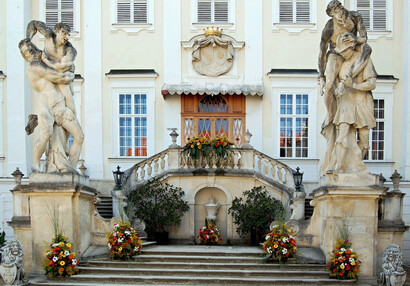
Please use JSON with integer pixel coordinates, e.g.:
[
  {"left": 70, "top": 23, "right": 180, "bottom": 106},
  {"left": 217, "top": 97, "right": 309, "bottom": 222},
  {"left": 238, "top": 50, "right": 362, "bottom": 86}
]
[{"left": 181, "top": 94, "right": 246, "bottom": 146}]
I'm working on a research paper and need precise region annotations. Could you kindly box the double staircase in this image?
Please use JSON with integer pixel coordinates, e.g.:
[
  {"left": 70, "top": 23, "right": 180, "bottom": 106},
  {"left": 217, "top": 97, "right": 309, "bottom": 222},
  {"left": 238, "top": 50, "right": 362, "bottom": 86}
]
[{"left": 28, "top": 245, "right": 363, "bottom": 285}]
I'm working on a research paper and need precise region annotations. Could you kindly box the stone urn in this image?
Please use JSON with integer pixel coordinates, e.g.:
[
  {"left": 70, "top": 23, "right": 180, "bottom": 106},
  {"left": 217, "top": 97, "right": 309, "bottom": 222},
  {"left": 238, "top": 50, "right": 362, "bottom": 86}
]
[{"left": 204, "top": 196, "right": 220, "bottom": 222}]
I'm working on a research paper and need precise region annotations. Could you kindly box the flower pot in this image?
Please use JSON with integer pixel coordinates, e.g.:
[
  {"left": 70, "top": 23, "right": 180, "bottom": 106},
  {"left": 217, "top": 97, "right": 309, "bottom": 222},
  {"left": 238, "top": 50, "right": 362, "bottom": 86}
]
[{"left": 154, "top": 231, "right": 169, "bottom": 245}]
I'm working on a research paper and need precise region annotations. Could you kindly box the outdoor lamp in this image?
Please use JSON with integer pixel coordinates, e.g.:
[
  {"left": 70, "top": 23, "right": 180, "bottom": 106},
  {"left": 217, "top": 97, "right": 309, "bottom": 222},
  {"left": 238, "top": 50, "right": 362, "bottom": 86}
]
[
  {"left": 293, "top": 167, "right": 303, "bottom": 192},
  {"left": 113, "top": 166, "right": 124, "bottom": 190}
]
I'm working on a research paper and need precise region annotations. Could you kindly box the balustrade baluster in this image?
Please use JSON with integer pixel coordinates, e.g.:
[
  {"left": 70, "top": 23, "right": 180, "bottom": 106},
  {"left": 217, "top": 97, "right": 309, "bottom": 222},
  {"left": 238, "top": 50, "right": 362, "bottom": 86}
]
[
  {"left": 140, "top": 164, "right": 146, "bottom": 180},
  {"left": 147, "top": 161, "right": 152, "bottom": 177},
  {"left": 271, "top": 162, "right": 276, "bottom": 179},
  {"left": 154, "top": 158, "right": 158, "bottom": 173},
  {"left": 277, "top": 165, "right": 283, "bottom": 183}
]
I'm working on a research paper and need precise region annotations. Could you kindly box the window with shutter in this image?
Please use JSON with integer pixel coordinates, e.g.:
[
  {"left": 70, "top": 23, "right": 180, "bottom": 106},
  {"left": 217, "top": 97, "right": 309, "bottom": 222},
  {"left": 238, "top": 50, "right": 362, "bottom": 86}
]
[
  {"left": 116, "top": 0, "right": 148, "bottom": 24},
  {"left": 279, "top": 0, "right": 310, "bottom": 24},
  {"left": 356, "top": 0, "right": 387, "bottom": 31},
  {"left": 45, "top": 0, "right": 75, "bottom": 30},
  {"left": 197, "top": 0, "right": 229, "bottom": 23}
]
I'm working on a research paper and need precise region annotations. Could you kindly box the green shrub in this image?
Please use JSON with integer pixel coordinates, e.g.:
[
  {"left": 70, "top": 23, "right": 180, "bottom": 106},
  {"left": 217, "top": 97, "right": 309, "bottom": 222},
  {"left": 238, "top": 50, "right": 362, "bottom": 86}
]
[
  {"left": 228, "top": 186, "right": 284, "bottom": 243},
  {"left": 128, "top": 178, "right": 190, "bottom": 235}
]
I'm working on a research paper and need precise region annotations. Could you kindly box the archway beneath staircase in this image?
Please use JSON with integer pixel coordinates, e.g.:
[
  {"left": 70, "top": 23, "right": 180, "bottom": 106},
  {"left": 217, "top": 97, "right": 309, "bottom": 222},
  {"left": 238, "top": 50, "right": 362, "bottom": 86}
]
[{"left": 193, "top": 187, "right": 229, "bottom": 244}]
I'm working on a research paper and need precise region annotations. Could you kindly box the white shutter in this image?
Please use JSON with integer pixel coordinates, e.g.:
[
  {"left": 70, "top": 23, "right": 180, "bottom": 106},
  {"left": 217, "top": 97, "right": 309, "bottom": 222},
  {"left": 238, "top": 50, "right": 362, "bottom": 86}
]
[
  {"left": 198, "top": 0, "right": 212, "bottom": 22},
  {"left": 357, "top": 0, "right": 371, "bottom": 29},
  {"left": 61, "top": 0, "right": 74, "bottom": 30},
  {"left": 279, "top": 1, "right": 293, "bottom": 23},
  {"left": 133, "top": 1, "right": 148, "bottom": 23},
  {"left": 373, "top": 0, "right": 386, "bottom": 30},
  {"left": 214, "top": 1, "right": 228, "bottom": 22},
  {"left": 45, "top": 0, "right": 59, "bottom": 29},
  {"left": 296, "top": 0, "right": 310, "bottom": 23},
  {"left": 117, "top": 1, "right": 131, "bottom": 24},
  {"left": 45, "top": 0, "right": 74, "bottom": 30},
  {"left": 357, "top": 0, "right": 386, "bottom": 30}
]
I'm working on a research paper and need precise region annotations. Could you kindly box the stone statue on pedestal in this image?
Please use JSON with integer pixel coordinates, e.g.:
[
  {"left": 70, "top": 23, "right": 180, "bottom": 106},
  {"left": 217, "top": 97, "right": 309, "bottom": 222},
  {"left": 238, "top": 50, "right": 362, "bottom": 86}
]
[
  {"left": 318, "top": 0, "right": 376, "bottom": 175},
  {"left": 19, "top": 20, "right": 83, "bottom": 173},
  {"left": 379, "top": 244, "right": 407, "bottom": 286},
  {"left": 0, "top": 240, "right": 26, "bottom": 285},
  {"left": 204, "top": 196, "right": 220, "bottom": 222}
]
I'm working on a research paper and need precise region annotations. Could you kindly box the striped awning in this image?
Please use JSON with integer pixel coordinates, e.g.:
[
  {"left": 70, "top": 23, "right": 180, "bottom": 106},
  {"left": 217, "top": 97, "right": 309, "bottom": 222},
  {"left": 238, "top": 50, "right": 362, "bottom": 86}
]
[{"left": 161, "top": 82, "right": 264, "bottom": 97}]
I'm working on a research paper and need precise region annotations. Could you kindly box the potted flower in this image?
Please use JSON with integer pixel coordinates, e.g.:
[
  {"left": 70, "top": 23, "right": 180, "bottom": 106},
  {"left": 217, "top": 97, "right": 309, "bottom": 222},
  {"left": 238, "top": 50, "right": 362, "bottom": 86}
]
[
  {"left": 106, "top": 221, "right": 143, "bottom": 259},
  {"left": 326, "top": 240, "right": 362, "bottom": 280},
  {"left": 197, "top": 219, "right": 222, "bottom": 245},
  {"left": 263, "top": 223, "right": 297, "bottom": 263},
  {"left": 183, "top": 136, "right": 209, "bottom": 158},
  {"left": 43, "top": 234, "right": 79, "bottom": 278},
  {"left": 209, "top": 136, "right": 234, "bottom": 167},
  {"left": 228, "top": 186, "right": 284, "bottom": 245},
  {"left": 128, "top": 178, "right": 190, "bottom": 244}
]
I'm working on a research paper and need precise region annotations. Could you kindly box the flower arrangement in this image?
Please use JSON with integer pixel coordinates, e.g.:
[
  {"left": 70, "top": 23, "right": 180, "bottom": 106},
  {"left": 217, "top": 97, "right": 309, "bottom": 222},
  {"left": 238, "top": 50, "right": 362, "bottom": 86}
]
[
  {"left": 326, "top": 240, "right": 362, "bottom": 280},
  {"left": 209, "top": 136, "right": 233, "bottom": 157},
  {"left": 263, "top": 223, "right": 297, "bottom": 263},
  {"left": 197, "top": 220, "right": 222, "bottom": 245},
  {"left": 183, "top": 136, "right": 209, "bottom": 159},
  {"left": 106, "top": 221, "right": 143, "bottom": 259},
  {"left": 43, "top": 234, "right": 79, "bottom": 278}
]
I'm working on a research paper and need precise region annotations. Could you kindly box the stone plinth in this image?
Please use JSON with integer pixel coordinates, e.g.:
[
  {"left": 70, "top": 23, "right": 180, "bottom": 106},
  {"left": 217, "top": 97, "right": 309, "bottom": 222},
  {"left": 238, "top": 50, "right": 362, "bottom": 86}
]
[
  {"left": 9, "top": 172, "right": 97, "bottom": 274},
  {"left": 311, "top": 173, "right": 386, "bottom": 277}
]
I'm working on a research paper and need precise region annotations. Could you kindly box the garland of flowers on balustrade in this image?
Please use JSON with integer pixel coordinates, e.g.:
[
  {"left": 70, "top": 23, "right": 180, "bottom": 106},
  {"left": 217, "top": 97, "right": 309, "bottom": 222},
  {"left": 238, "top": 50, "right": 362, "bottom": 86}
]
[
  {"left": 106, "top": 221, "right": 143, "bottom": 259},
  {"left": 197, "top": 219, "right": 222, "bottom": 245},
  {"left": 183, "top": 136, "right": 234, "bottom": 167},
  {"left": 326, "top": 240, "right": 362, "bottom": 280},
  {"left": 43, "top": 234, "right": 80, "bottom": 278},
  {"left": 262, "top": 223, "right": 297, "bottom": 263}
]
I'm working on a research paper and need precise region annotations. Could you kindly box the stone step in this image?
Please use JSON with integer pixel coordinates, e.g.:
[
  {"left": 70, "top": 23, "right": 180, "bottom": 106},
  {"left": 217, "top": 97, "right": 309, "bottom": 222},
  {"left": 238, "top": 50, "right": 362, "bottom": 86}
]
[
  {"left": 29, "top": 274, "right": 358, "bottom": 285},
  {"left": 84, "top": 260, "right": 325, "bottom": 271},
  {"left": 76, "top": 266, "right": 328, "bottom": 278}
]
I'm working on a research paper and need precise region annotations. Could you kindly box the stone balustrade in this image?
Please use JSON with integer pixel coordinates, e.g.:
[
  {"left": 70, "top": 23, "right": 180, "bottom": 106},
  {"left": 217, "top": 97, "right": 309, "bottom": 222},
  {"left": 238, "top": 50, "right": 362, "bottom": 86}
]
[{"left": 123, "top": 147, "right": 296, "bottom": 194}]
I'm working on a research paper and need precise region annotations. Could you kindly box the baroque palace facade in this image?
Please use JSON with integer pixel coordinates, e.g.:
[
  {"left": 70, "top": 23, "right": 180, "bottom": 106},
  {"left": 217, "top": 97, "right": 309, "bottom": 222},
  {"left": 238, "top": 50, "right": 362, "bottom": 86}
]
[{"left": 0, "top": 0, "right": 410, "bottom": 263}]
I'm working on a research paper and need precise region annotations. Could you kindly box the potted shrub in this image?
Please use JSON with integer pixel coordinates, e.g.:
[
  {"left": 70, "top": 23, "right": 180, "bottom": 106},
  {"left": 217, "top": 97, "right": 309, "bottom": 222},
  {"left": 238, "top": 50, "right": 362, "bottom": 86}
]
[
  {"left": 0, "top": 228, "right": 5, "bottom": 262},
  {"left": 128, "top": 178, "right": 190, "bottom": 244},
  {"left": 228, "top": 186, "right": 284, "bottom": 245}
]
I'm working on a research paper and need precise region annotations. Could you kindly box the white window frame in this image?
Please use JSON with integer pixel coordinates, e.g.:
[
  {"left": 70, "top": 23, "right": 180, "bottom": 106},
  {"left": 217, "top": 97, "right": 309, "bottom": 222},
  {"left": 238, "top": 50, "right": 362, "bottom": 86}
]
[
  {"left": 110, "top": 0, "right": 154, "bottom": 34},
  {"left": 108, "top": 74, "right": 156, "bottom": 159},
  {"left": 39, "top": 0, "right": 81, "bottom": 38},
  {"left": 364, "top": 78, "right": 395, "bottom": 163},
  {"left": 272, "top": 0, "right": 317, "bottom": 33},
  {"left": 269, "top": 74, "right": 318, "bottom": 159},
  {"left": 350, "top": 0, "right": 393, "bottom": 39},
  {"left": 191, "top": 0, "right": 235, "bottom": 32}
]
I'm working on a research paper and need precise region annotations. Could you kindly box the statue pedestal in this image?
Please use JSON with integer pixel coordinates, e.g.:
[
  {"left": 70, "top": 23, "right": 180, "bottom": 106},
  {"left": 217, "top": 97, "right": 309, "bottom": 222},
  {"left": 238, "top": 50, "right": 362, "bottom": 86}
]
[
  {"left": 311, "top": 172, "right": 386, "bottom": 277},
  {"left": 9, "top": 172, "right": 97, "bottom": 274}
]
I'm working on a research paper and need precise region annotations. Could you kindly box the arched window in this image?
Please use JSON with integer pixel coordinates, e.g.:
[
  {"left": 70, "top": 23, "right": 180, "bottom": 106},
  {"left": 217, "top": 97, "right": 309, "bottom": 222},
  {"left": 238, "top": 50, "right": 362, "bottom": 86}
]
[{"left": 198, "top": 95, "right": 228, "bottom": 113}]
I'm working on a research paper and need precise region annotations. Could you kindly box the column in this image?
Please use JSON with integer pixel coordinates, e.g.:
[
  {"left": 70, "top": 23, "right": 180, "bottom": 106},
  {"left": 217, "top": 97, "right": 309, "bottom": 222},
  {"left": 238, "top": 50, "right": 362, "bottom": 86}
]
[
  {"left": 245, "top": 0, "right": 263, "bottom": 151},
  {"left": 163, "top": 0, "right": 182, "bottom": 149},
  {"left": 402, "top": 0, "right": 410, "bottom": 178},
  {"left": 83, "top": 0, "right": 103, "bottom": 178},
  {"left": 6, "top": 0, "right": 31, "bottom": 175}
]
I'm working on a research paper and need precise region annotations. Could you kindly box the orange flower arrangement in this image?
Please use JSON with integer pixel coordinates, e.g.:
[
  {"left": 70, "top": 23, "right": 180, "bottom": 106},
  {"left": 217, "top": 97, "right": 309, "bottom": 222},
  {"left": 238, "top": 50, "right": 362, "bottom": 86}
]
[{"left": 326, "top": 240, "right": 362, "bottom": 280}]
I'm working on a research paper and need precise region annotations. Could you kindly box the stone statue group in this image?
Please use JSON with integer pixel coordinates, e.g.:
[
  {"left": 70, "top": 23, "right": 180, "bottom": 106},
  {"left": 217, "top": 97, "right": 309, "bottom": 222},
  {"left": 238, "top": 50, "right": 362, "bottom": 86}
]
[
  {"left": 19, "top": 20, "right": 83, "bottom": 173},
  {"left": 319, "top": 0, "right": 377, "bottom": 175}
]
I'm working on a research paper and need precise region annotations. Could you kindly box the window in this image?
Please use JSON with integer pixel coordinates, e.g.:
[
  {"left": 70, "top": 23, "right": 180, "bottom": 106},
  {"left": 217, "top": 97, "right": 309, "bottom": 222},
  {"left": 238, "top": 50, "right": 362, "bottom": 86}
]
[
  {"left": 118, "top": 93, "right": 148, "bottom": 157},
  {"left": 110, "top": 0, "right": 154, "bottom": 33},
  {"left": 107, "top": 70, "right": 157, "bottom": 159},
  {"left": 45, "top": 0, "right": 75, "bottom": 30},
  {"left": 356, "top": 0, "right": 386, "bottom": 31},
  {"left": 116, "top": 0, "right": 148, "bottom": 24},
  {"left": 40, "top": 0, "right": 80, "bottom": 35},
  {"left": 363, "top": 99, "right": 384, "bottom": 160},
  {"left": 279, "top": 94, "right": 309, "bottom": 158},
  {"left": 279, "top": 0, "right": 310, "bottom": 23},
  {"left": 272, "top": 0, "right": 317, "bottom": 33},
  {"left": 197, "top": 0, "right": 228, "bottom": 23}
]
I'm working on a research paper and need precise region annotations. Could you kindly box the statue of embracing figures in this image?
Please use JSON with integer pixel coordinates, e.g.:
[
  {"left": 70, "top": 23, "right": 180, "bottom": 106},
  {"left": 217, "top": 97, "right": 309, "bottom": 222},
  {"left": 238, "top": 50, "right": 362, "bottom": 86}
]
[{"left": 19, "top": 20, "right": 84, "bottom": 173}]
